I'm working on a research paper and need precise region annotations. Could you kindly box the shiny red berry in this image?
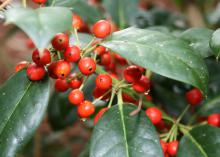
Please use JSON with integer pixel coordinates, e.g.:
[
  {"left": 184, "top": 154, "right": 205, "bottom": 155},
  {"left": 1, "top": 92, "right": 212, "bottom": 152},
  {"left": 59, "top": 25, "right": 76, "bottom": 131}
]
[
  {"left": 94, "top": 107, "right": 108, "bottom": 125},
  {"left": 95, "top": 74, "right": 112, "bottom": 90},
  {"left": 124, "top": 65, "right": 142, "bottom": 83},
  {"left": 208, "top": 113, "right": 220, "bottom": 127},
  {"left": 68, "top": 73, "right": 83, "bottom": 89},
  {"left": 48, "top": 62, "right": 58, "bottom": 79},
  {"left": 185, "top": 88, "right": 203, "bottom": 105},
  {"left": 100, "top": 52, "right": 111, "bottom": 66},
  {"left": 55, "top": 79, "right": 69, "bottom": 92},
  {"left": 145, "top": 107, "right": 162, "bottom": 125},
  {"left": 160, "top": 140, "right": 168, "bottom": 155},
  {"left": 114, "top": 53, "right": 127, "bottom": 65},
  {"left": 94, "top": 46, "right": 106, "bottom": 56},
  {"left": 78, "top": 57, "right": 96, "bottom": 75},
  {"left": 15, "top": 61, "right": 29, "bottom": 72},
  {"left": 32, "top": 0, "right": 46, "bottom": 4},
  {"left": 77, "top": 101, "right": 95, "bottom": 118},
  {"left": 68, "top": 89, "right": 84, "bottom": 106},
  {"left": 52, "top": 33, "right": 69, "bottom": 51},
  {"left": 64, "top": 46, "right": 81, "bottom": 62},
  {"left": 167, "top": 141, "right": 179, "bottom": 157},
  {"left": 132, "top": 75, "right": 150, "bottom": 93},
  {"left": 92, "top": 20, "right": 111, "bottom": 38},
  {"left": 32, "top": 49, "right": 51, "bottom": 66},
  {"left": 54, "top": 60, "right": 71, "bottom": 79},
  {"left": 72, "top": 14, "right": 84, "bottom": 30},
  {"left": 26, "top": 63, "right": 46, "bottom": 81}
]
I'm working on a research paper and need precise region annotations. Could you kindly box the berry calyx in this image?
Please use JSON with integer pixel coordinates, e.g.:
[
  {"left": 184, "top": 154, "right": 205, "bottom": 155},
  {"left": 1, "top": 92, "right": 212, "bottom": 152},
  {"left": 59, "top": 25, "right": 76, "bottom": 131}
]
[
  {"left": 52, "top": 33, "right": 69, "bottom": 51},
  {"left": 72, "top": 14, "right": 84, "bottom": 30},
  {"left": 94, "top": 107, "right": 108, "bottom": 125},
  {"left": 68, "top": 89, "right": 84, "bottom": 106},
  {"left": 124, "top": 65, "right": 142, "bottom": 83},
  {"left": 26, "top": 63, "right": 46, "bottom": 81},
  {"left": 132, "top": 75, "right": 150, "bottom": 93},
  {"left": 15, "top": 61, "right": 29, "bottom": 72},
  {"left": 78, "top": 57, "right": 96, "bottom": 75},
  {"left": 145, "top": 107, "right": 162, "bottom": 125},
  {"left": 185, "top": 88, "right": 203, "bottom": 105},
  {"left": 95, "top": 74, "right": 112, "bottom": 90},
  {"left": 55, "top": 79, "right": 69, "bottom": 92},
  {"left": 32, "top": 49, "right": 51, "bottom": 66},
  {"left": 77, "top": 101, "right": 95, "bottom": 118},
  {"left": 54, "top": 60, "right": 71, "bottom": 79},
  {"left": 208, "top": 113, "right": 220, "bottom": 127},
  {"left": 92, "top": 20, "right": 111, "bottom": 38},
  {"left": 64, "top": 46, "right": 81, "bottom": 62},
  {"left": 167, "top": 141, "right": 179, "bottom": 156}
]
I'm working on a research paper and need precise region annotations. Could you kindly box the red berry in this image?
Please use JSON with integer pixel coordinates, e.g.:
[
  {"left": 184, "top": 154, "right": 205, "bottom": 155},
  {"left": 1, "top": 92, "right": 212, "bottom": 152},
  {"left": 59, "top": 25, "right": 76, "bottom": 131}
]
[
  {"left": 208, "top": 113, "right": 220, "bottom": 127},
  {"left": 64, "top": 46, "right": 81, "bottom": 62},
  {"left": 94, "top": 46, "right": 106, "bottom": 56},
  {"left": 78, "top": 57, "right": 96, "bottom": 75},
  {"left": 160, "top": 140, "right": 168, "bottom": 155},
  {"left": 68, "top": 73, "right": 83, "bottom": 89},
  {"left": 94, "top": 107, "right": 108, "bottom": 125},
  {"left": 72, "top": 14, "right": 84, "bottom": 30},
  {"left": 54, "top": 60, "right": 71, "bottom": 79},
  {"left": 145, "top": 94, "right": 152, "bottom": 101},
  {"left": 145, "top": 107, "right": 162, "bottom": 125},
  {"left": 100, "top": 52, "right": 111, "bottom": 66},
  {"left": 26, "top": 63, "right": 46, "bottom": 81},
  {"left": 32, "top": 0, "right": 46, "bottom": 4},
  {"left": 92, "top": 20, "right": 111, "bottom": 38},
  {"left": 26, "top": 39, "right": 35, "bottom": 49},
  {"left": 68, "top": 89, "right": 84, "bottom": 106},
  {"left": 95, "top": 74, "right": 112, "bottom": 90},
  {"left": 167, "top": 141, "right": 179, "bottom": 156},
  {"left": 93, "top": 87, "right": 110, "bottom": 100},
  {"left": 15, "top": 61, "right": 29, "bottom": 72},
  {"left": 52, "top": 33, "right": 69, "bottom": 51},
  {"left": 132, "top": 75, "right": 150, "bottom": 93},
  {"left": 48, "top": 62, "right": 58, "bottom": 79},
  {"left": 32, "top": 49, "right": 51, "bottom": 66},
  {"left": 55, "top": 79, "right": 69, "bottom": 92},
  {"left": 122, "top": 93, "right": 136, "bottom": 104},
  {"left": 185, "top": 88, "right": 203, "bottom": 105},
  {"left": 124, "top": 65, "right": 142, "bottom": 83},
  {"left": 77, "top": 101, "right": 95, "bottom": 118},
  {"left": 114, "top": 53, "right": 127, "bottom": 65}
]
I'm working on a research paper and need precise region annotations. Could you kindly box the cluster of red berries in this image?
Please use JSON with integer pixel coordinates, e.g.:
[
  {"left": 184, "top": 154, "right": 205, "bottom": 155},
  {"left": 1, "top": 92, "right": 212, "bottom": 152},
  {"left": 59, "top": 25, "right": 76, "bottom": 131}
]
[{"left": 160, "top": 140, "right": 179, "bottom": 157}]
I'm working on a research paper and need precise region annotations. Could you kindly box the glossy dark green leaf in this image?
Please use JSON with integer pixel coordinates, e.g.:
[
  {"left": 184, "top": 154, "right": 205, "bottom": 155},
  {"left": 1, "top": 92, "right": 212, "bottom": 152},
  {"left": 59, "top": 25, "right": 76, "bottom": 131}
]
[
  {"left": 210, "top": 28, "right": 220, "bottom": 58},
  {"left": 178, "top": 125, "right": 220, "bottom": 157},
  {"left": 103, "top": 0, "right": 139, "bottom": 28},
  {"left": 180, "top": 28, "right": 214, "bottom": 58},
  {"left": 0, "top": 70, "right": 50, "bottom": 157},
  {"left": 48, "top": 91, "right": 77, "bottom": 131},
  {"left": 5, "top": 7, "right": 72, "bottom": 49},
  {"left": 101, "top": 27, "right": 209, "bottom": 95},
  {"left": 46, "top": 0, "right": 102, "bottom": 24},
  {"left": 90, "top": 104, "right": 163, "bottom": 157}
]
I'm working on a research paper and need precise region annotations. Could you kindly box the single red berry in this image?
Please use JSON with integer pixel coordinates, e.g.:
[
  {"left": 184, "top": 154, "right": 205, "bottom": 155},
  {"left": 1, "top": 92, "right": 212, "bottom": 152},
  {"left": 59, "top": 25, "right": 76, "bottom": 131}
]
[
  {"left": 32, "top": 49, "right": 51, "bottom": 66},
  {"left": 55, "top": 79, "right": 69, "bottom": 92},
  {"left": 52, "top": 33, "right": 69, "bottom": 51},
  {"left": 48, "top": 62, "right": 58, "bottom": 79},
  {"left": 122, "top": 93, "right": 136, "bottom": 104},
  {"left": 167, "top": 141, "right": 179, "bottom": 156},
  {"left": 72, "top": 14, "right": 84, "bottom": 30},
  {"left": 92, "top": 20, "right": 111, "bottom": 38},
  {"left": 160, "top": 140, "right": 168, "bottom": 155},
  {"left": 68, "top": 73, "right": 83, "bottom": 89},
  {"left": 54, "top": 60, "right": 71, "bottom": 79},
  {"left": 145, "top": 107, "right": 162, "bottom": 125},
  {"left": 100, "top": 52, "right": 111, "bottom": 66},
  {"left": 114, "top": 53, "right": 127, "bottom": 65},
  {"left": 93, "top": 87, "right": 110, "bottom": 100},
  {"left": 78, "top": 57, "right": 96, "bottom": 75},
  {"left": 156, "top": 120, "right": 167, "bottom": 131},
  {"left": 145, "top": 94, "right": 152, "bottom": 101},
  {"left": 68, "top": 89, "right": 84, "bottom": 106},
  {"left": 185, "top": 88, "right": 203, "bottom": 105},
  {"left": 15, "top": 61, "right": 29, "bottom": 72},
  {"left": 95, "top": 74, "right": 112, "bottom": 90},
  {"left": 124, "top": 65, "right": 142, "bottom": 83},
  {"left": 132, "top": 75, "right": 150, "bottom": 93},
  {"left": 32, "top": 0, "right": 46, "bottom": 4},
  {"left": 77, "top": 101, "right": 95, "bottom": 118},
  {"left": 94, "top": 107, "right": 108, "bottom": 125},
  {"left": 208, "top": 113, "right": 220, "bottom": 127},
  {"left": 64, "top": 46, "right": 81, "bottom": 62},
  {"left": 26, "top": 63, "right": 46, "bottom": 81},
  {"left": 94, "top": 46, "right": 106, "bottom": 56}
]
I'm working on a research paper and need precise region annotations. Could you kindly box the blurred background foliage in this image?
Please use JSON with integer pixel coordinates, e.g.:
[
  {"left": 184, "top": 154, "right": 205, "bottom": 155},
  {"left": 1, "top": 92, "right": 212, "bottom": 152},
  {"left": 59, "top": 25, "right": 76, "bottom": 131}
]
[{"left": 0, "top": 0, "right": 220, "bottom": 156}]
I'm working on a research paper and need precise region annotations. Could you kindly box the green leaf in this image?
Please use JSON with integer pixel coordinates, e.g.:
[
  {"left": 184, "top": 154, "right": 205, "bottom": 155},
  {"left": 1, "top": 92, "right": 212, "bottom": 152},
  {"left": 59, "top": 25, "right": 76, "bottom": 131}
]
[
  {"left": 70, "top": 33, "right": 94, "bottom": 48},
  {"left": 178, "top": 125, "right": 220, "bottom": 157},
  {"left": 90, "top": 104, "right": 163, "bottom": 157},
  {"left": 5, "top": 7, "right": 72, "bottom": 49},
  {"left": 210, "top": 28, "right": 220, "bottom": 58},
  {"left": 46, "top": 0, "right": 102, "bottom": 24},
  {"left": 101, "top": 27, "right": 209, "bottom": 95},
  {"left": 180, "top": 28, "right": 214, "bottom": 58},
  {"left": 103, "top": 0, "right": 139, "bottom": 28},
  {"left": 0, "top": 70, "right": 50, "bottom": 157}
]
